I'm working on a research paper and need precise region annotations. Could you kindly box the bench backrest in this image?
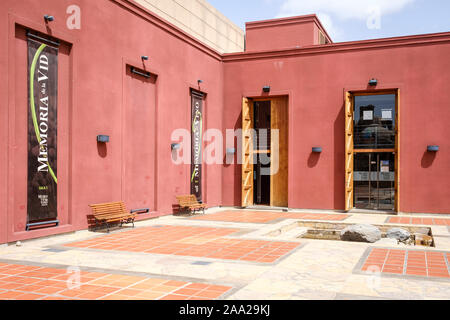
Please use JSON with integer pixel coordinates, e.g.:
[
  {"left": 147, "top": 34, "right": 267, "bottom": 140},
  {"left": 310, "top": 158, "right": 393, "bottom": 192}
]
[
  {"left": 89, "top": 201, "right": 129, "bottom": 217},
  {"left": 176, "top": 195, "right": 199, "bottom": 206}
]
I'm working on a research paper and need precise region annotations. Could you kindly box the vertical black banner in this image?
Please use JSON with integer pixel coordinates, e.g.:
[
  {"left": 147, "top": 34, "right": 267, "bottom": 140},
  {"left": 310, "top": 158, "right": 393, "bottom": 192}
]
[
  {"left": 191, "top": 91, "right": 204, "bottom": 202},
  {"left": 27, "top": 36, "right": 58, "bottom": 225}
]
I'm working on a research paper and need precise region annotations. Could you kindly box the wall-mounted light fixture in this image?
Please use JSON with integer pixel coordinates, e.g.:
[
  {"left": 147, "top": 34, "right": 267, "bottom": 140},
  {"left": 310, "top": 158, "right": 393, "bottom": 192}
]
[
  {"left": 171, "top": 143, "right": 181, "bottom": 151},
  {"left": 197, "top": 80, "right": 203, "bottom": 85},
  {"left": 44, "top": 15, "right": 55, "bottom": 22},
  {"left": 427, "top": 145, "right": 439, "bottom": 152},
  {"left": 131, "top": 67, "right": 151, "bottom": 78},
  {"left": 226, "top": 147, "right": 236, "bottom": 154},
  {"left": 368, "top": 79, "right": 378, "bottom": 86},
  {"left": 97, "top": 135, "right": 110, "bottom": 143},
  {"left": 141, "top": 56, "right": 149, "bottom": 61},
  {"left": 312, "top": 147, "right": 322, "bottom": 153},
  {"left": 131, "top": 208, "right": 150, "bottom": 214},
  {"left": 263, "top": 86, "right": 271, "bottom": 93}
]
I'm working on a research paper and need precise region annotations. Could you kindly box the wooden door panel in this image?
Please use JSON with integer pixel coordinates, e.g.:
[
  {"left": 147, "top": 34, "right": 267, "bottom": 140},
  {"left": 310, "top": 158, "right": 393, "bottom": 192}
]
[
  {"left": 270, "top": 97, "right": 288, "bottom": 207},
  {"left": 242, "top": 97, "right": 254, "bottom": 207},
  {"left": 345, "top": 92, "right": 354, "bottom": 211}
]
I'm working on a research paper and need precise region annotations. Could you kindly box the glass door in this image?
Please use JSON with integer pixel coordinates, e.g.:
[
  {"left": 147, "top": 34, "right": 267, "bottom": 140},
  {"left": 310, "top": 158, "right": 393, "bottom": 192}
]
[{"left": 354, "top": 152, "right": 395, "bottom": 210}]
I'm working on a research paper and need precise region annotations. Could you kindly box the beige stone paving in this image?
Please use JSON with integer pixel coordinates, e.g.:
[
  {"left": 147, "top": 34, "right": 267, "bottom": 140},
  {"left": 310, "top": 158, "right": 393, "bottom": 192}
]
[{"left": 0, "top": 208, "right": 449, "bottom": 300}]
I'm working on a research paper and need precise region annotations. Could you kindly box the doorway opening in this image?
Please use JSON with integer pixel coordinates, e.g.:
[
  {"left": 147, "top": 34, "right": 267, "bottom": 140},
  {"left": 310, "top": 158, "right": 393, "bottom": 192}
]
[
  {"left": 354, "top": 152, "right": 395, "bottom": 210},
  {"left": 253, "top": 101, "right": 271, "bottom": 205},
  {"left": 242, "top": 96, "right": 288, "bottom": 208},
  {"left": 345, "top": 91, "right": 399, "bottom": 212}
]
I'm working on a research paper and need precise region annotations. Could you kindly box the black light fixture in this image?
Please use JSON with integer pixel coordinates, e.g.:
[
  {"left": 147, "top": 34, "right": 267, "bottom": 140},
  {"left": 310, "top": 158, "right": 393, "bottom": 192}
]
[
  {"left": 368, "top": 79, "right": 378, "bottom": 86},
  {"left": 130, "top": 67, "right": 151, "bottom": 78},
  {"left": 44, "top": 15, "right": 54, "bottom": 22},
  {"left": 198, "top": 80, "right": 203, "bottom": 85},
  {"left": 141, "top": 56, "right": 149, "bottom": 61},
  {"left": 97, "top": 135, "right": 110, "bottom": 143},
  {"left": 427, "top": 145, "right": 439, "bottom": 152},
  {"left": 171, "top": 143, "right": 181, "bottom": 151},
  {"left": 312, "top": 147, "right": 322, "bottom": 153},
  {"left": 130, "top": 208, "right": 150, "bottom": 214},
  {"left": 263, "top": 86, "right": 271, "bottom": 93}
]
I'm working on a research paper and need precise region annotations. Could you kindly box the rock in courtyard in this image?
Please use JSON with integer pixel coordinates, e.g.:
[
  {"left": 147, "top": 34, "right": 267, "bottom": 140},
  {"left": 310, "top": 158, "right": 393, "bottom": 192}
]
[
  {"left": 340, "top": 224, "right": 381, "bottom": 243},
  {"left": 386, "top": 228, "right": 411, "bottom": 242}
]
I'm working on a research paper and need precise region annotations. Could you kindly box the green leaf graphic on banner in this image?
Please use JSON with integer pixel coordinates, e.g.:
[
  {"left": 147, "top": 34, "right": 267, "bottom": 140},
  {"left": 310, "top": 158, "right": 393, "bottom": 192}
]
[
  {"left": 191, "top": 110, "right": 202, "bottom": 182},
  {"left": 30, "top": 43, "right": 58, "bottom": 184}
]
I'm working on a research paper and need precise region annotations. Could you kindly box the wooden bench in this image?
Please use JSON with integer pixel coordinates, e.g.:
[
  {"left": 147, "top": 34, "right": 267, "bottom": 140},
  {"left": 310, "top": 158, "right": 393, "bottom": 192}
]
[
  {"left": 89, "top": 201, "right": 136, "bottom": 232},
  {"left": 176, "top": 195, "right": 207, "bottom": 215}
]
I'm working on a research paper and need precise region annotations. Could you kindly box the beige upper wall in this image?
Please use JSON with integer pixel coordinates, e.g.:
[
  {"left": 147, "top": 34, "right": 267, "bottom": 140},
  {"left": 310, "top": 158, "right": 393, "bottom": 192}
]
[{"left": 134, "top": 0, "right": 245, "bottom": 53}]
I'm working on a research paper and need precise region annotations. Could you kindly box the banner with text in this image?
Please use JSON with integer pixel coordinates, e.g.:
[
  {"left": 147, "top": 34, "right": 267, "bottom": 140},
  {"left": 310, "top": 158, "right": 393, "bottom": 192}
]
[
  {"left": 191, "top": 91, "right": 204, "bottom": 202},
  {"left": 27, "top": 36, "right": 58, "bottom": 224}
]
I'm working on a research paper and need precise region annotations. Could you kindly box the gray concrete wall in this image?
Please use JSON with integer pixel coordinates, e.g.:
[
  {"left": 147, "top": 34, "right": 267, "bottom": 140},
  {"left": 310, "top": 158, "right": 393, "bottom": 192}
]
[{"left": 134, "top": 0, "right": 245, "bottom": 53}]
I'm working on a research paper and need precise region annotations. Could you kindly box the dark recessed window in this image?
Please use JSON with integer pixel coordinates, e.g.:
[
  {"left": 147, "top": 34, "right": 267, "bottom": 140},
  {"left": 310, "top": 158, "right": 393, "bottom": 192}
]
[{"left": 354, "top": 94, "right": 396, "bottom": 149}]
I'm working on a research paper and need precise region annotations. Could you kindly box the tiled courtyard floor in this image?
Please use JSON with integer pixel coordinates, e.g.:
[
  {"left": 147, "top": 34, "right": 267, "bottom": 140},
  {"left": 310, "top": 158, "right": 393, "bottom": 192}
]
[
  {"left": 387, "top": 217, "right": 450, "bottom": 226},
  {"left": 360, "top": 248, "right": 450, "bottom": 278},
  {"left": 0, "top": 262, "right": 231, "bottom": 300},
  {"left": 191, "top": 210, "right": 349, "bottom": 223},
  {"left": 0, "top": 208, "right": 449, "bottom": 300},
  {"left": 65, "top": 225, "right": 301, "bottom": 263}
]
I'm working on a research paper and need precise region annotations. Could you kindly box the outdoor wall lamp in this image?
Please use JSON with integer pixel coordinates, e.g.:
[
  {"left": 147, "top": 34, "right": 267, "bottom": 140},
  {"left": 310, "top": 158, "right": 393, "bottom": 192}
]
[
  {"left": 141, "top": 56, "right": 149, "bottom": 61},
  {"left": 44, "top": 15, "right": 55, "bottom": 22},
  {"left": 263, "top": 86, "right": 271, "bottom": 93},
  {"left": 368, "top": 79, "right": 378, "bottom": 86},
  {"left": 171, "top": 143, "right": 181, "bottom": 151},
  {"left": 427, "top": 145, "right": 439, "bottom": 152},
  {"left": 312, "top": 147, "right": 322, "bottom": 153},
  {"left": 198, "top": 80, "right": 203, "bottom": 85},
  {"left": 226, "top": 147, "right": 236, "bottom": 154},
  {"left": 97, "top": 135, "right": 110, "bottom": 143}
]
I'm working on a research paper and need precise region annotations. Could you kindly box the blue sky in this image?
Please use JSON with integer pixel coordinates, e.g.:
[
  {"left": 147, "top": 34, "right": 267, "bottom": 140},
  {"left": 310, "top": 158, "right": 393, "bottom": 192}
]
[{"left": 207, "top": 0, "right": 450, "bottom": 42}]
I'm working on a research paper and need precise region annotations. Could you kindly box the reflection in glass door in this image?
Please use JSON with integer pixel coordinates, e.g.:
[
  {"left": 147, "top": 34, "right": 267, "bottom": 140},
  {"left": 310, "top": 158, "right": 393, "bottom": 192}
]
[{"left": 354, "top": 152, "right": 395, "bottom": 210}]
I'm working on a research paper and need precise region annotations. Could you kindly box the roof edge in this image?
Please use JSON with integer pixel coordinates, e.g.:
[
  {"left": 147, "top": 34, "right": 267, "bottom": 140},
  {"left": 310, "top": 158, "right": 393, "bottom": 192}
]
[
  {"left": 223, "top": 31, "right": 450, "bottom": 62},
  {"left": 245, "top": 14, "right": 332, "bottom": 43}
]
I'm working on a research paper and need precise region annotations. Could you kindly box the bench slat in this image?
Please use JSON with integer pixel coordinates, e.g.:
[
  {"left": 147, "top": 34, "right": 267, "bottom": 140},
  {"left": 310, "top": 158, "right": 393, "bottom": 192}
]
[
  {"left": 89, "top": 201, "right": 136, "bottom": 231},
  {"left": 176, "top": 195, "right": 207, "bottom": 215}
]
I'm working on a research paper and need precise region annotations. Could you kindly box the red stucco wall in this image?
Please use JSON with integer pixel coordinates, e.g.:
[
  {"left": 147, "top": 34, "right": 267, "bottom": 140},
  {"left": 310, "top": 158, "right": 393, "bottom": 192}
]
[
  {"left": 245, "top": 15, "right": 332, "bottom": 52},
  {"left": 1, "top": 0, "right": 224, "bottom": 243},
  {"left": 222, "top": 35, "right": 450, "bottom": 214},
  {"left": 1, "top": 0, "right": 449, "bottom": 244}
]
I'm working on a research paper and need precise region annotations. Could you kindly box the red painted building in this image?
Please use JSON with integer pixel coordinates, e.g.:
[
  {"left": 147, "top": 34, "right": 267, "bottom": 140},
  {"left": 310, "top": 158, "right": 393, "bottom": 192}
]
[{"left": 1, "top": 0, "right": 449, "bottom": 245}]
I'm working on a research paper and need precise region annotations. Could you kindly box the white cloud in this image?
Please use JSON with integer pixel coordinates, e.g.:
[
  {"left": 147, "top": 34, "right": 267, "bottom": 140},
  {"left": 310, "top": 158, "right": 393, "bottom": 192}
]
[
  {"left": 278, "top": 0, "right": 414, "bottom": 20},
  {"left": 276, "top": 0, "right": 415, "bottom": 40}
]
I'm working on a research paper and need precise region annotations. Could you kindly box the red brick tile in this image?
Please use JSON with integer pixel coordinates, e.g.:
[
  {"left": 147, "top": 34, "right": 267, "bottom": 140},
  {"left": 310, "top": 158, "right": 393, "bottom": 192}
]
[
  {"left": 35, "top": 286, "right": 64, "bottom": 295},
  {"left": 185, "top": 283, "right": 210, "bottom": 290},
  {"left": 406, "top": 269, "right": 427, "bottom": 276},
  {"left": 0, "top": 291, "right": 26, "bottom": 299},
  {"left": 160, "top": 294, "right": 189, "bottom": 300},
  {"left": 15, "top": 293, "right": 45, "bottom": 300},
  {"left": 428, "top": 271, "right": 450, "bottom": 278},
  {"left": 195, "top": 290, "right": 223, "bottom": 298},
  {"left": 205, "top": 285, "right": 230, "bottom": 292},
  {"left": 172, "top": 288, "right": 200, "bottom": 296}
]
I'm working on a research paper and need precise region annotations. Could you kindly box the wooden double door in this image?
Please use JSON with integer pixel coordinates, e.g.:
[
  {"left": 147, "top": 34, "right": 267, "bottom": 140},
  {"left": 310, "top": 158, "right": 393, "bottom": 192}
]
[{"left": 242, "top": 97, "right": 288, "bottom": 207}]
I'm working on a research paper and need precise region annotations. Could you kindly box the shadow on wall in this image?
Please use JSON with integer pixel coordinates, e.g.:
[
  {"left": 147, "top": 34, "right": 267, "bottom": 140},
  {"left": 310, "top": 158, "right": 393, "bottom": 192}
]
[
  {"left": 334, "top": 103, "right": 345, "bottom": 210},
  {"left": 421, "top": 151, "right": 437, "bottom": 168},
  {"left": 308, "top": 152, "right": 321, "bottom": 168},
  {"left": 97, "top": 142, "right": 107, "bottom": 158},
  {"left": 234, "top": 112, "right": 243, "bottom": 205}
]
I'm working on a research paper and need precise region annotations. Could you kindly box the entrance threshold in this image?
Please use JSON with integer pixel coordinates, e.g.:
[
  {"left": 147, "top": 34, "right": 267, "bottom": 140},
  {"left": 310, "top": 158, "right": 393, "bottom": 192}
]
[
  {"left": 348, "top": 208, "right": 397, "bottom": 215},
  {"left": 245, "top": 206, "right": 289, "bottom": 212}
]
